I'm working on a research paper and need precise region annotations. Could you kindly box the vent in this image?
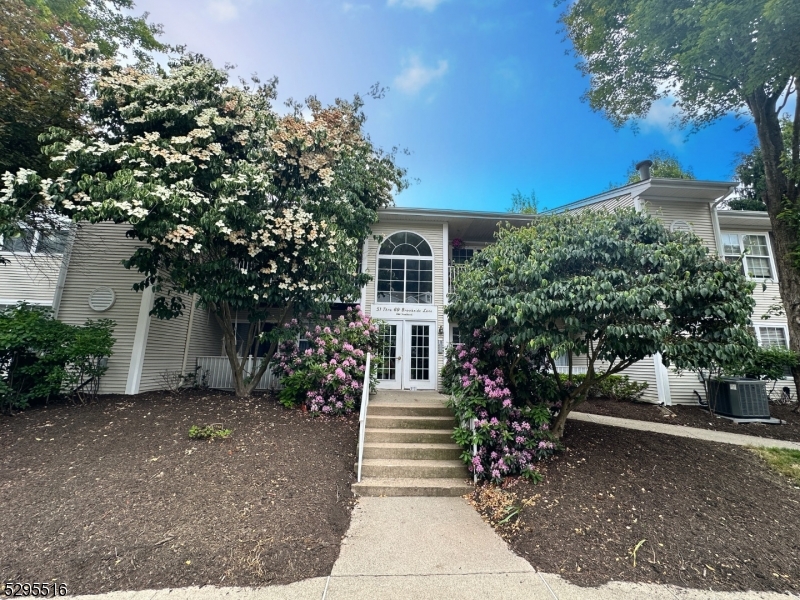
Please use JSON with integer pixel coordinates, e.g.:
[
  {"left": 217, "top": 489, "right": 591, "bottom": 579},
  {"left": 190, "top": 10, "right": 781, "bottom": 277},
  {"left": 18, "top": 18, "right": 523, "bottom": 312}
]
[
  {"left": 670, "top": 220, "right": 693, "bottom": 233},
  {"left": 89, "top": 286, "right": 115, "bottom": 312}
]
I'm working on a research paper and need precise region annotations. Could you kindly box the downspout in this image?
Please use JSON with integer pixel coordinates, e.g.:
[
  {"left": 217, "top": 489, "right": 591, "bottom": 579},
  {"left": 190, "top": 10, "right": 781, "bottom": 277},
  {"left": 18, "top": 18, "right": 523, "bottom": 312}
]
[
  {"left": 709, "top": 187, "right": 736, "bottom": 257},
  {"left": 51, "top": 225, "right": 77, "bottom": 319},
  {"left": 180, "top": 293, "right": 199, "bottom": 381}
]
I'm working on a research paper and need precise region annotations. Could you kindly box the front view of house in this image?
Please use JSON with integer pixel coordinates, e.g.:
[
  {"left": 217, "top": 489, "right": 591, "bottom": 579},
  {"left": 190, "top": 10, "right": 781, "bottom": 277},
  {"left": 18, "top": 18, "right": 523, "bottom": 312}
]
[{"left": 1, "top": 174, "right": 794, "bottom": 404}]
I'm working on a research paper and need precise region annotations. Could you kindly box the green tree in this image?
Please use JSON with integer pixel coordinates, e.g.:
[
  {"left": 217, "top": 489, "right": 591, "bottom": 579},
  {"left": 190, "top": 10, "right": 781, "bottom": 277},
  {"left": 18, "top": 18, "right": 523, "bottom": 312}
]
[
  {"left": 446, "top": 209, "right": 756, "bottom": 439},
  {"left": 2, "top": 53, "right": 406, "bottom": 397},
  {"left": 24, "top": 0, "right": 167, "bottom": 62},
  {"left": 0, "top": 0, "right": 86, "bottom": 176},
  {"left": 562, "top": 0, "right": 800, "bottom": 399},
  {"left": 0, "top": 0, "right": 167, "bottom": 254},
  {"left": 508, "top": 189, "right": 538, "bottom": 214},
  {"left": 626, "top": 150, "right": 695, "bottom": 183},
  {"left": 728, "top": 117, "right": 795, "bottom": 211}
]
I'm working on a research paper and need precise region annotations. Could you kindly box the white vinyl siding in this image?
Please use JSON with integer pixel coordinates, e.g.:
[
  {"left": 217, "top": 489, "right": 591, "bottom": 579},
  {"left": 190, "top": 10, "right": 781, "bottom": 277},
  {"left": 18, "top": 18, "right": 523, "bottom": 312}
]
[
  {"left": 57, "top": 222, "right": 148, "bottom": 395},
  {"left": 642, "top": 200, "right": 717, "bottom": 251},
  {"left": 0, "top": 254, "right": 62, "bottom": 306},
  {"left": 138, "top": 285, "right": 194, "bottom": 392}
]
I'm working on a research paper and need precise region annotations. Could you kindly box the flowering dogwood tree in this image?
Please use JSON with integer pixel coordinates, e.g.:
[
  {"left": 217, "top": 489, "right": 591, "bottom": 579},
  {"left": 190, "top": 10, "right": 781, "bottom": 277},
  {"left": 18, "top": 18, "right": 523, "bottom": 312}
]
[
  {"left": 447, "top": 209, "right": 757, "bottom": 439},
  {"left": 2, "top": 50, "right": 406, "bottom": 396}
]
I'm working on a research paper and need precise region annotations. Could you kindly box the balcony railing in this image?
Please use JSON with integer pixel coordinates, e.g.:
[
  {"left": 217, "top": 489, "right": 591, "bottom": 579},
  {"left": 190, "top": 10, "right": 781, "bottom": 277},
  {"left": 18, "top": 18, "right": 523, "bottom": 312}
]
[
  {"left": 196, "top": 356, "right": 282, "bottom": 391},
  {"left": 448, "top": 263, "right": 468, "bottom": 292}
]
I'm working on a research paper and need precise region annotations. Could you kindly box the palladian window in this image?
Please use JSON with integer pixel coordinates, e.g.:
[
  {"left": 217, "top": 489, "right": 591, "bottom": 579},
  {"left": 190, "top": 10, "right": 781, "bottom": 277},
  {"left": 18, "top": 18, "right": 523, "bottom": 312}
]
[{"left": 377, "top": 232, "right": 433, "bottom": 304}]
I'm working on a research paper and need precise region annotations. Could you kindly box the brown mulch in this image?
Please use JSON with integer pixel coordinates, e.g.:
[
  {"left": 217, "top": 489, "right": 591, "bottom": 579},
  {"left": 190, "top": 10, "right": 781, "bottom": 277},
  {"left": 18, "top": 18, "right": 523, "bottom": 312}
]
[
  {"left": 0, "top": 390, "right": 358, "bottom": 594},
  {"left": 472, "top": 420, "right": 800, "bottom": 593},
  {"left": 575, "top": 399, "right": 800, "bottom": 443}
]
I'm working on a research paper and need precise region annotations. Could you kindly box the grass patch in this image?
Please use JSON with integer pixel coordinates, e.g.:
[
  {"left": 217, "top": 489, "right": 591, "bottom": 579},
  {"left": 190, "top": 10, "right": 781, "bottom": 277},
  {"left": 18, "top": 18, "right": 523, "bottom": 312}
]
[{"left": 752, "top": 447, "right": 800, "bottom": 485}]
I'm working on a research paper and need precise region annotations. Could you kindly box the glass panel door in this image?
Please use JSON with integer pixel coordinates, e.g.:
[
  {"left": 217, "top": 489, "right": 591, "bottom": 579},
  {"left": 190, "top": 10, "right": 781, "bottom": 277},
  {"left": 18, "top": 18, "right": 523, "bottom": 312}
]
[
  {"left": 404, "top": 322, "right": 435, "bottom": 389},
  {"left": 376, "top": 322, "right": 402, "bottom": 389}
]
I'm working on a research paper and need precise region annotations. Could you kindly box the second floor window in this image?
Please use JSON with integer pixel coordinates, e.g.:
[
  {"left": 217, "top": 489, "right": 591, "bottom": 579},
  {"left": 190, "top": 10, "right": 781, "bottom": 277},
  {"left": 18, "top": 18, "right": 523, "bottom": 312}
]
[
  {"left": 1, "top": 227, "right": 70, "bottom": 255},
  {"left": 377, "top": 232, "right": 433, "bottom": 304},
  {"left": 451, "top": 248, "right": 474, "bottom": 264},
  {"left": 722, "top": 233, "right": 774, "bottom": 280}
]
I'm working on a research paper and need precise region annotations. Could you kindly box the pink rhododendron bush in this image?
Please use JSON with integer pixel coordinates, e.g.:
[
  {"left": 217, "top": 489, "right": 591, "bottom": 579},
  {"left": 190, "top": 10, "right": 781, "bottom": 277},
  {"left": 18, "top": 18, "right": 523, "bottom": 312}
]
[
  {"left": 274, "top": 307, "right": 381, "bottom": 415},
  {"left": 442, "top": 328, "right": 559, "bottom": 483}
]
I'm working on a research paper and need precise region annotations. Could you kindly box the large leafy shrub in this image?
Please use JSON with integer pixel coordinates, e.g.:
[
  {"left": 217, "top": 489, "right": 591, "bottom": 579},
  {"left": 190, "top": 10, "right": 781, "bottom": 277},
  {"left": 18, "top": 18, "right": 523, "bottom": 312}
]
[
  {"left": 273, "top": 306, "right": 381, "bottom": 415},
  {"left": 0, "top": 303, "right": 115, "bottom": 413},
  {"left": 446, "top": 209, "right": 756, "bottom": 438}
]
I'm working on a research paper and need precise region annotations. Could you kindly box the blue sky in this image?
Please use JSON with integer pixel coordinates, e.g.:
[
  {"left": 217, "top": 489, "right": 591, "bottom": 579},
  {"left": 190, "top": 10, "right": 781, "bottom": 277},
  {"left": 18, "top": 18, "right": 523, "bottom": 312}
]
[{"left": 135, "top": 0, "right": 762, "bottom": 211}]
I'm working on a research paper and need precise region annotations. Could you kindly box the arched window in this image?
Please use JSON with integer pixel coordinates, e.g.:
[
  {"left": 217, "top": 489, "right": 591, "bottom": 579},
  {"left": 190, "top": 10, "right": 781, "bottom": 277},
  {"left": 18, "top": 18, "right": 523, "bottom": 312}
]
[{"left": 377, "top": 232, "right": 433, "bottom": 304}]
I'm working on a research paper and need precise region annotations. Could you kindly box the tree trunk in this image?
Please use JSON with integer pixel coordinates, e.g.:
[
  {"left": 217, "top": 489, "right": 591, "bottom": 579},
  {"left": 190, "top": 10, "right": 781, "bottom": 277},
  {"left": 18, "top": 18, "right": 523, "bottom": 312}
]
[
  {"left": 745, "top": 85, "right": 800, "bottom": 401},
  {"left": 551, "top": 403, "right": 571, "bottom": 439},
  {"left": 212, "top": 301, "right": 292, "bottom": 398}
]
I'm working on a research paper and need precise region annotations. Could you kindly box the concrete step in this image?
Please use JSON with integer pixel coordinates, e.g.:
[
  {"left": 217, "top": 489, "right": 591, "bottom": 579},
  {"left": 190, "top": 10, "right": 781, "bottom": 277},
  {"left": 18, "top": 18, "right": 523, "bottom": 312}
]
[
  {"left": 365, "top": 415, "right": 457, "bottom": 430},
  {"left": 352, "top": 477, "right": 473, "bottom": 497},
  {"left": 357, "top": 458, "right": 469, "bottom": 479},
  {"left": 362, "top": 442, "right": 463, "bottom": 461},
  {"left": 364, "top": 428, "right": 455, "bottom": 444},
  {"left": 368, "top": 403, "right": 453, "bottom": 417}
]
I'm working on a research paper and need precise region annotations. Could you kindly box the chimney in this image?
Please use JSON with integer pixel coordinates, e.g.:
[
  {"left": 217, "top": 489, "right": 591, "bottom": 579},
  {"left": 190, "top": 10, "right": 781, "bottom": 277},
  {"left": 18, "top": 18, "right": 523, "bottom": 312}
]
[{"left": 635, "top": 159, "right": 653, "bottom": 181}]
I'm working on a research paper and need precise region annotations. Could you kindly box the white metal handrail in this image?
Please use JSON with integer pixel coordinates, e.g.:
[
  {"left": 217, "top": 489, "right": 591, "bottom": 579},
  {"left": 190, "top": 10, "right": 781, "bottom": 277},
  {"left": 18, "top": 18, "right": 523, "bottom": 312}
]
[{"left": 356, "top": 352, "right": 372, "bottom": 483}]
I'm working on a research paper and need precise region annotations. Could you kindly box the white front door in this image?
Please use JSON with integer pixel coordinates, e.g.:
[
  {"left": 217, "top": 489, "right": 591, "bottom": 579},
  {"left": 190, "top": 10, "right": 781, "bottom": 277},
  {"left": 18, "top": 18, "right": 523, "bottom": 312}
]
[{"left": 376, "top": 320, "right": 436, "bottom": 390}]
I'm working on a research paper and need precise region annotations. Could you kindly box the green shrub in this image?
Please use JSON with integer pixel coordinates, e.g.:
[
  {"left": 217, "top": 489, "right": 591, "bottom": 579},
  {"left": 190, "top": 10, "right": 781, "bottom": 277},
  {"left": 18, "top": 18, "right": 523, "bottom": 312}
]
[
  {"left": 562, "top": 374, "right": 649, "bottom": 402},
  {"left": 188, "top": 424, "right": 232, "bottom": 440},
  {"left": 741, "top": 347, "right": 799, "bottom": 381},
  {"left": 0, "top": 303, "right": 115, "bottom": 413},
  {"left": 274, "top": 307, "right": 382, "bottom": 415}
]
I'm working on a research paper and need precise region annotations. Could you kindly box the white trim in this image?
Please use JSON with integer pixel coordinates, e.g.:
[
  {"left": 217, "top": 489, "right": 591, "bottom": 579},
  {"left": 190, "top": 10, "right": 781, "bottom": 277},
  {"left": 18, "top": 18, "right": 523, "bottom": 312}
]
[
  {"left": 51, "top": 226, "right": 77, "bottom": 319},
  {"left": 360, "top": 238, "right": 368, "bottom": 310},
  {"left": 374, "top": 230, "right": 436, "bottom": 305},
  {"left": 755, "top": 323, "right": 790, "bottom": 349},
  {"left": 710, "top": 203, "right": 724, "bottom": 257},
  {"left": 125, "top": 286, "right": 155, "bottom": 395},
  {"left": 721, "top": 230, "right": 778, "bottom": 283},
  {"left": 180, "top": 293, "right": 198, "bottom": 377},
  {"left": 442, "top": 222, "right": 449, "bottom": 350},
  {"left": 633, "top": 196, "right": 642, "bottom": 212},
  {"left": 653, "top": 353, "right": 671, "bottom": 405}
]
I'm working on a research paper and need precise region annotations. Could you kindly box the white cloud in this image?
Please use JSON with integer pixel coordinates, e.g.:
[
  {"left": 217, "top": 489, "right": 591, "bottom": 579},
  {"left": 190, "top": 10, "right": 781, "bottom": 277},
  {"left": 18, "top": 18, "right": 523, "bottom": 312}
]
[
  {"left": 393, "top": 55, "right": 449, "bottom": 95},
  {"left": 342, "top": 2, "right": 371, "bottom": 12},
  {"left": 387, "top": 0, "right": 448, "bottom": 11},
  {"left": 206, "top": 0, "right": 240, "bottom": 22},
  {"left": 640, "top": 83, "right": 687, "bottom": 145}
]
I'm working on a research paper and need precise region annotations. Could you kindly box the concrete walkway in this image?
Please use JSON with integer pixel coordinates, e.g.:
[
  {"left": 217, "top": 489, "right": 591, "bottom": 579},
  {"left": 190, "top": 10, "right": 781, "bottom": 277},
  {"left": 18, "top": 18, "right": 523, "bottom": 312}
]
[
  {"left": 73, "top": 497, "right": 796, "bottom": 599},
  {"left": 569, "top": 411, "right": 800, "bottom": 450}
]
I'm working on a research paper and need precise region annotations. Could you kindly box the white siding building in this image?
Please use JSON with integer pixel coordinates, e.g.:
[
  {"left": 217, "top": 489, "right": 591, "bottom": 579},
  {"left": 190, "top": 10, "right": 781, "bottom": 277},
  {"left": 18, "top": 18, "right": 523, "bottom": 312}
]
[{"left": 1, "top": 176, "right": 793, "bottom": 403}]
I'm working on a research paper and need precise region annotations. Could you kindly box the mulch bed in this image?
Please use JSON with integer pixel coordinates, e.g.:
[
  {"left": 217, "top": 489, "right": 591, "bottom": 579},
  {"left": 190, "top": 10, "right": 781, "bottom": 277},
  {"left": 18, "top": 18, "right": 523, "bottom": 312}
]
[
  {"left": 575, "top": 399, "right": 800, "bottom": 443},
  {"left": 472, "top": 420, "right": 800, "bottom": 593},
  {"left": 0, "top": 390, "right": 358, "bottom": 595}
]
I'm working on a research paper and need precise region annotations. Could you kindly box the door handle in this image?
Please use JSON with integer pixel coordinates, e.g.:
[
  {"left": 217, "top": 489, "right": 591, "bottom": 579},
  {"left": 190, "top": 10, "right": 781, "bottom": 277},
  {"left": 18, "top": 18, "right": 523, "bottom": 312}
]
[{"left": 397, "top": 356, "right": 402, "bottom": 360}]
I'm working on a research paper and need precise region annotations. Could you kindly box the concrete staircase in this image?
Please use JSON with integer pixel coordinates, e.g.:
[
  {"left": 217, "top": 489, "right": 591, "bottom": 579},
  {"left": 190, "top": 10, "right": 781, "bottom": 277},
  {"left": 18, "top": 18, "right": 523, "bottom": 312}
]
[{"left": 352, "top": 391, "right": 473, "bottom": 497}]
